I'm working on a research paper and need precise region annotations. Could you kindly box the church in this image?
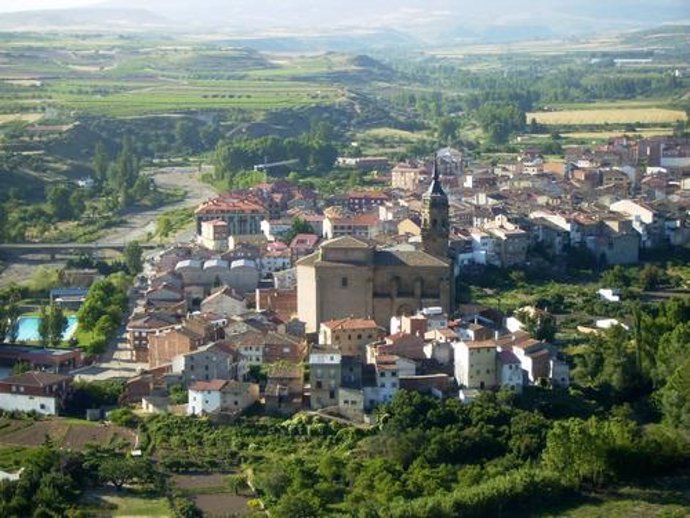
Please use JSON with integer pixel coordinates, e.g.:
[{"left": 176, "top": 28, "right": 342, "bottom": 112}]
[{"left": 297, "top": 164, "right": 453, "bottom": 333}]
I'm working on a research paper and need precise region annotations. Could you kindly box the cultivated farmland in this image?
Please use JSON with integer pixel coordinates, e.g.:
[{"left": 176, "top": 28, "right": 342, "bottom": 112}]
[{"left": 528, "top": 108, "right": 686, "bottom": 126}]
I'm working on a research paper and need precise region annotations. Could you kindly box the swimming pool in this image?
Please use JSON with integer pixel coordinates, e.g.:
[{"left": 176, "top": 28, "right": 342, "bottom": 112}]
[{"left": 15, "top": 316, "right": 79, "bottom": 342}]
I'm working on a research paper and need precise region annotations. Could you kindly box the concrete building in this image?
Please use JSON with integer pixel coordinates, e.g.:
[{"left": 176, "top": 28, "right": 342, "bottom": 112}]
[{"left": 0, "top": 372, "right": 72, "bottom": 415}]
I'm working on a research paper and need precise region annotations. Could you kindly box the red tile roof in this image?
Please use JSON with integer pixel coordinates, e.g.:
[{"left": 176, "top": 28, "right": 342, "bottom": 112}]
[
  {"left": 322, "top": 318, "right": 379, "bottom": 331},
  {"left": 189, "top": 380, "right": 228, "bottom": 391},
  {"left": 0, "top": 371, "right": 70, "bottom": 387}
]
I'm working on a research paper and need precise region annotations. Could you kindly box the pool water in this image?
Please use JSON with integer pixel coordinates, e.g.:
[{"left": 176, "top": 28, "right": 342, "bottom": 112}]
[{"left": 15, "top": 316, "right": 79, "bottom": 342}]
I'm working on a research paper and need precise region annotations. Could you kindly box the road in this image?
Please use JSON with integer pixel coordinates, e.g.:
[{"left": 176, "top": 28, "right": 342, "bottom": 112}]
[{"left": 0, "top": 165, "right": 218, "bottom": 288}]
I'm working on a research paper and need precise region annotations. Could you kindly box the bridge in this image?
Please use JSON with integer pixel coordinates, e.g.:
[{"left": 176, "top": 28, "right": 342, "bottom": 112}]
[{"left": 0, "top": 242, "right": 159, "bottom": 255}]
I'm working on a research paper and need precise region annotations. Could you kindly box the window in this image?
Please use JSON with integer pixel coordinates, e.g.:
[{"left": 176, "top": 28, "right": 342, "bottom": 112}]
[
  {"left": 234, "top": 401, "right": 238, "bottom": 406},
  {"left": 316, "top": 381, "right": 323, "bottom": 389},
  {"left": 357, "top": 334, "right": 362, "bottom": 340},
  {"left": 391, "top": 371, "right": 397, "bottom": 377},
  {"left": 329, "top": 390, "right": 335, "bottom": 399},
  {"left": 341, "top": 277, "right": 348, "bottom": 288},
  {"left": 380, "top": 372, "right": 386, "bottom": 377},
  {"left": 40, "top": 403, "right": 45, "bottom": 410}
]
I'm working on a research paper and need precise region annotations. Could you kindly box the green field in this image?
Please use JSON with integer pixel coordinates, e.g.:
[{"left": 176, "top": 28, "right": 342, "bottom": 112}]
[{"left": 81, "top": 489, "right": 171, "bottom": 517}]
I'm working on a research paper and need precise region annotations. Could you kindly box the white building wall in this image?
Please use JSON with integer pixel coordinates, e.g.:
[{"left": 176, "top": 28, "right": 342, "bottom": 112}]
[
  {"left": 0, "top": 393, "right": 57, "bottom": 415},
  {"left": 187, "top": 389, "right": 222, "bottom": 415}
]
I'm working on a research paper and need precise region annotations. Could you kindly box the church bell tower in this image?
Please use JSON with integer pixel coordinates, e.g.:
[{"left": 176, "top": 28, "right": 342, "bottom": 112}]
[{"left": 421, "top": 161, "right": 449, "bottom": 259}]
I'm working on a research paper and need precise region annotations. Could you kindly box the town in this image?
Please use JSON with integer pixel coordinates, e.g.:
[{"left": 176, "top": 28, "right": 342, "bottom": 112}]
[{"left": 0, "top": 6, "right": 689, "bottom": 516}]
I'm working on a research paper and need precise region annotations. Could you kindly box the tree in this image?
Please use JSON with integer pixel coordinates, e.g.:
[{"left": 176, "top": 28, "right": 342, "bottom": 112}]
[
  {"left": 436, "top": 117, "right": 459, "bottom": 143},
  {"left": 156, "top": 215, "right": 173, "bottom": 240},
  {"left": 124, "top": 241, "right": 143, "bottom": 275},
  {"left": 46, "top": 184, "right": 73, "bottom": 220},
  {"left": 48, "top": 303, "right": 67, "bottom": 346},
  {"left": 38, "top": 305, "right": 50, "bottom": 347},
  {"left": 98, "top": 456, "right": 152, "bottom": 491},
  {"left": 93, "top": 141, "right": 109, "bottom": 187},
  {"left": 69, "top": 190, "right": 86, "bottom": 219},
  {"left": 659, "top": 358, "right": 690, "bottom": 430},
  {"left": 282, "top": 217, "right": 315, "bottom": 244},
  {"left": 638, "top": 264, "right": 664, "bottom": 291},
  {"left": 515, "top": 308, "right": 557, "bottom": 342},
  {"left": 11, "top": 360, "right": 31, "bottom": 375},
  {"left": 275, "top": 490, "right": 321, "bottom": 518}
]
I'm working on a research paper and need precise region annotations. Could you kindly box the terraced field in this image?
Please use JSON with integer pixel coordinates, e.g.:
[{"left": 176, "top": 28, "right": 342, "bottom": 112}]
[{"left": 0, "top": 417, "right": 137, "bottom": 449}]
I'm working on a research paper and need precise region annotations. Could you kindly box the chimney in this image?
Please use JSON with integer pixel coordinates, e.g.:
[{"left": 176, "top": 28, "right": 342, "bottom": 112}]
[{"left": 494, "top": 330, "right": 500, "bottom": 341}]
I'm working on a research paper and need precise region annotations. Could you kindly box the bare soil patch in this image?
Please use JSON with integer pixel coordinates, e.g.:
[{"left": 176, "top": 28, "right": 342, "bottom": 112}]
[
  {"left": 0, "top": 418, "right": 136, "bottom": 449},
  {"left": 173, "top": 473, "right": 229, "bottom": 490},
  {"left": 192, "top": 493, "right": 252, "bottom": 517}
]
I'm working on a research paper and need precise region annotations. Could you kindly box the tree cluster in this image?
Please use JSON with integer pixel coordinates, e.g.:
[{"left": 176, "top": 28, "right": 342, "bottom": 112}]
[{"left": 76, "top": 273, "right": 130, "bottom": 354}]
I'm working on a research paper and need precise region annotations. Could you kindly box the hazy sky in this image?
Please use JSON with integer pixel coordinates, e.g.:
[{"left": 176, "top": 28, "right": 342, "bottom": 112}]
[{"left": 0, "top": 0, "right": 101, "bottom": 12}]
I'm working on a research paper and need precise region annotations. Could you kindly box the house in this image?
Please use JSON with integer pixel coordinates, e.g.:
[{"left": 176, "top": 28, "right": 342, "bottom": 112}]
[
  {"left": 322, "top": 212, "right": 381, "bottom": 240},
  {"left": 363, "top": 354, "right": 416, "bottom": 408},
  {"left": 171, "top": 343, "right": 240, "bottom": 384},
  {"left": 289, "top": 233, "right": 320, "bottom": 258},
  {"left": 255, "top": 288, "right": 298, "bottom": 323},
  {"left": 126, "top": 313, "right": 180, "bottom": 363},
  {"left": 598, "top": 288, "right": 622, "bottom": 303},
  {"left": 262, "top": 332, "right": 306, "bottom": 364},
  {"left": 309, "top": 349, "right": 342, "bottom": 409},
  {"left": 398, "top": 217, "right": 422, "bottom": 238},
  {"left": 260, "top": 249, "right": 292, "bottom": 275},
  {"left": 264, "top": 363, "right": 303, "bottom": 416},
  {"left": 391, "top": 162, "right": 428, "bottom": 191},
  {"left": 201, "top": 287, "right": 247, "bottom": 318},
  {"left": 454, "top": 339, "right": 497, "bottom": 390},
  {"left": 187, "top": 380, "right": 259, "bottom": 416},
  {"left": 199, "top": 220, "right": 229, "bottom": 252},
  {"left": 497, "top": 350, "right": 523, "bottom": 392},
  {"left": 195, "top": 195, "right": 267, "bottom": 236},
  {"left": 148, "top": 326, "right": 205, "bottom": 369},
  {"left": 320, "top": 318, "right": 381, "bottom": 357},
  {"left": 609, "top": 199, "right": 664, "bottom": 249},
  {"left": 0, "top": 372, "right": 72, "bottom": 415},
  {"left": 0, "top": 345, "right": 82, "bottom": 374},
  {"left": 347, "top": 191, "right": 389, "bottom": 213}
]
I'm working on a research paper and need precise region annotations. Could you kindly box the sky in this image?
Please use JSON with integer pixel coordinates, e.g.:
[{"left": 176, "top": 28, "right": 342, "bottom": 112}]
[{"left": 0, "top": 0, "right": 101, "bottom": 12}]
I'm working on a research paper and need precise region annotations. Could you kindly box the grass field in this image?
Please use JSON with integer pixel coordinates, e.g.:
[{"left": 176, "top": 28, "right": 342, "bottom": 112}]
[
  {"left": 529, "top": 108, "right": 686, "bottom": 126},
  {"left": 81, "top": 489, "right": 171, "bottom": 517}
]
